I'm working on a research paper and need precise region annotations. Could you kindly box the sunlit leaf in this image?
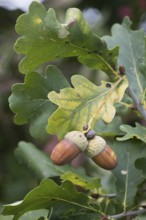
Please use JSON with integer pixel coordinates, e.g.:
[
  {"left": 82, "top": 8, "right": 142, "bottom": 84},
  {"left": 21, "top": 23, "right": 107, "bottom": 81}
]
[
  {"left": 47, "top": 75, "right": 128, "bottom": 138},
  {"left": 14, "top": 1, "right": 118, "bottom": 75},
  {"left": 117, "top": 122, "right": 146, "bottom": 143},
  {"left": 9, "top": 65, "right": 69, "bottom": 139}
]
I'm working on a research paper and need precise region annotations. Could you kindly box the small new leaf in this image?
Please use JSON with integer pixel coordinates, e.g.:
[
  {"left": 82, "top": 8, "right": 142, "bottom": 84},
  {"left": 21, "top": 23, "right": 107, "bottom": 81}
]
[
  {"left": 14, "top": 1, "right": 118, "bottom": 76},
  {"left": 117, "top": 122, "right": 146, "bottom": 143},
  {"left": 47, "top": 75, "right": 128, "bottom": 138},
  {"left": 9, "top": 65, "right": 69, "bottom": 139},
  {"left": 2, "top": 179, "right": 99, "bottom": 220}
]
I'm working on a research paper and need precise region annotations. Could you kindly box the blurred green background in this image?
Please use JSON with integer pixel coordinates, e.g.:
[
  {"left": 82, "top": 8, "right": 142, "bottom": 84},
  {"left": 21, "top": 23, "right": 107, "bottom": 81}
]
[{"left": 0, "top": 0, "right": 146, "bottom": 206}]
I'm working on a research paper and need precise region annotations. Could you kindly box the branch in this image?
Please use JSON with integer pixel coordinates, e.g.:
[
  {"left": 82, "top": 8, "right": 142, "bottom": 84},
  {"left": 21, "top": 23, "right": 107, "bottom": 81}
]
[
  {"left": 108, "top": 208, "right": 146, "bottom": 219},
  {"left": 127, "top": 86, "right": 146, "bottom": 122}
]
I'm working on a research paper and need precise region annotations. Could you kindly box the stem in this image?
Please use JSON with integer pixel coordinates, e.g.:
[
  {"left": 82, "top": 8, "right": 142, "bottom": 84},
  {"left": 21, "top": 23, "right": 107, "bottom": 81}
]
[
  {"left": 108, "top": 208, "right": 146, "bottom": 219},
  {"left": 127, "top": 86, "right": 146, "bottom": 122},
  {"left": 90, "top": 193, "right": 116, "bottom": 199}
]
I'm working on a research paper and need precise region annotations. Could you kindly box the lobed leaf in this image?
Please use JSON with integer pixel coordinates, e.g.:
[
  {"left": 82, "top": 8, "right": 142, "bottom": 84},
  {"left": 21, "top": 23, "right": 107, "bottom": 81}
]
[
  {"left": 47, "top": 75, "right": 128, "bottom": 138},
  {"left": 117, "top": 122, "right": 146, "bottom": 143},
  {"left": 2, "top": 179, "right": 100, "bottom": 220},
  {"left": 14, "top": 1, "right": 118, "bottom": 75},
  {"left": 103, "top": 17, "right": 146, "bottom": 101},
  {"left": 9, "top": 65, "right": 69, "bottom": 139},
  {"left": 111, "top": 139, "right": 146, "bottom": 208}
]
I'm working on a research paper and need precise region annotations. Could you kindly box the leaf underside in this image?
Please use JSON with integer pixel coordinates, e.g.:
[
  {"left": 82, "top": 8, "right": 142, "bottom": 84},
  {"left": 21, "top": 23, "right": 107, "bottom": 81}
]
[{"left": 103, "top": 17, "right": 146, "bottom": 101}]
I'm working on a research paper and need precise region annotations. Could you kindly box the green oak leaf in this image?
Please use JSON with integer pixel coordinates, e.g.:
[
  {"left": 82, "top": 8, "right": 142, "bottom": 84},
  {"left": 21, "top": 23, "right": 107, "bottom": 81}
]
[
  {"left": 111, "top": 139, "right": 146, "bottom": 208},
  {"left": 47, "top": 75, "right": 128, "bottom": 138},
  {"left": 0, "top": 215, "right": 13, "bottom": 220},
  {"left": 0, "top": 209, "right": 49, "bottom": 220},
  {"left": 14, "top": 1, "right": 118, "bottom": 75},
  {"left": 61, "top": 171, "right": 100, "bottom": 190},
  {"left": 94, "top": 116, "right": 123, "bottom": 137},
  {"left": 2, "top": 179, "right": 100, "bottom": 220},
  {"left": 135, "top": 157, "right": 146, "bottom": 178},
  {"left": 9, "top": 65, "right": 69, "bottom": 139},
  {"left": 103, "top": 17, "right": 146, "bottom": 101},
  {"left": 15, "top": 141, "right": 85, "bottom": 180},
  {"left": 117, "top": 122, "right": 146, "bottom": 142}
]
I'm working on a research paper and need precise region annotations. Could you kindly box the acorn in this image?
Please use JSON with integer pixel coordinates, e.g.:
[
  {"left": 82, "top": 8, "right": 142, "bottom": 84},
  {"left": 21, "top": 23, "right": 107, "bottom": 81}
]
[
  {"left": 86, "top": 136, "right": 117, "bottom": 170},
  {"left": 50, "top": 131, "right": 88, "bottom": 165}
]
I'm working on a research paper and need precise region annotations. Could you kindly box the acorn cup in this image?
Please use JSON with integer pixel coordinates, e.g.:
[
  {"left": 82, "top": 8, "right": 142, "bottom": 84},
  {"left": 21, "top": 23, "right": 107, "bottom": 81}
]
[
  {"left": 85, "top": 136, "right": 118, "bottom": 170},
  {"left": 50, "top": 131, "right": 88, "bottom": 165}
]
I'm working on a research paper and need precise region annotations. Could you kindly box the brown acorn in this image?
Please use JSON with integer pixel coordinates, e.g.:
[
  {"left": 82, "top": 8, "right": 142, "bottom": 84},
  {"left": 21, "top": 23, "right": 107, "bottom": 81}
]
[
  {"left": 86, "top": 136, "right": 117, "bottom": 170},
  {"left": 50, "top": 131, "right": 88, "bottom": 165}
]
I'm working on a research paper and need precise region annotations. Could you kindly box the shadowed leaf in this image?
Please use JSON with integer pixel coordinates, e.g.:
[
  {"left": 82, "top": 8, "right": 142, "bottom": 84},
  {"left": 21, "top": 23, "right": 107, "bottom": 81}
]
[
  {"left": 9, "top": 65, "right": 69, "bottom": 139},
  {"left": 2, "top": 179, "right": 100, "bottom": 220},
  {"left": 15, "top": 141, "right": 85, "bottom": 180},
  {"left": 111, "top": 140, "right": 146, "bottom": 208}
]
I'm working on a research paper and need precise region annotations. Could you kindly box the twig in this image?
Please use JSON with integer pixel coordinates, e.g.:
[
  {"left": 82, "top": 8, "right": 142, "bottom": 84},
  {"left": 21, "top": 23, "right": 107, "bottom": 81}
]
[
  {"left": 108, "top": 208, "right": 146, "bottom": 219},
  {"left": 90, "top": 193, "right": 116, "bottom": 199},
  {"left": 127, "top": 86, "right": 146, "bottom": 122}
]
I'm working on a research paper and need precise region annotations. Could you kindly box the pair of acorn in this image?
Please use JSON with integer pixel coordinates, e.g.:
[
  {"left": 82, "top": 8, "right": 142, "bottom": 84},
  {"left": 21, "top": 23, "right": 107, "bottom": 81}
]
[{"left": 50, "top": 129, "right": 118, "bottom": 170}]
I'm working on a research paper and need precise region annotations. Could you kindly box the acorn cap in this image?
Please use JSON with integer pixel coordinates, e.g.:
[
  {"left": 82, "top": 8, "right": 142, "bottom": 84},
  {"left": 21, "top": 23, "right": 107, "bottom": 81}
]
[
  {"left": 65, "top": 131, "right": 88, "bottom": 151},
  {"left": 86, "top": 136, "right": 106, "bottom": 158}
]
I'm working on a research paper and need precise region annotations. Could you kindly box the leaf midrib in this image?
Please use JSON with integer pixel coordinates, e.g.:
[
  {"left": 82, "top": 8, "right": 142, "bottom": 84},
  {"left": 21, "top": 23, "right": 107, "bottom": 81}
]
[
  {"left": 127, "top": 32, "right": 143, "bottom": 94},
  {"left": 16, "top": 21, "right": 116, "bottom": 74}
]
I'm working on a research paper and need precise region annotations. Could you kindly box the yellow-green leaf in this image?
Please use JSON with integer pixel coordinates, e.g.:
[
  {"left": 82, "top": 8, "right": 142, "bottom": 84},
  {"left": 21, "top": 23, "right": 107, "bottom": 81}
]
[
  {"left": 47, "top": 75, "right": 128, "bottom": 138},
  {"left": 61, "top": 171, "right": 100, "bottom": 190}
]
